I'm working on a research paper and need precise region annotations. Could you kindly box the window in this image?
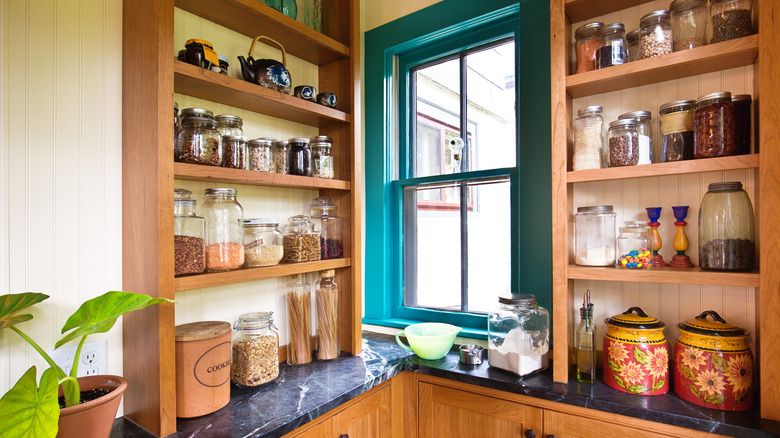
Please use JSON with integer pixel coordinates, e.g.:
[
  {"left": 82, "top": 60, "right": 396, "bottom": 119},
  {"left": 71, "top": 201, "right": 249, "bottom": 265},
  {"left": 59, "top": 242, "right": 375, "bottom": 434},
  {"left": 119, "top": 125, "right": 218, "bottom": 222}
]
[{"left": 364, "top": 0, "right": 552, "bottom": 338}]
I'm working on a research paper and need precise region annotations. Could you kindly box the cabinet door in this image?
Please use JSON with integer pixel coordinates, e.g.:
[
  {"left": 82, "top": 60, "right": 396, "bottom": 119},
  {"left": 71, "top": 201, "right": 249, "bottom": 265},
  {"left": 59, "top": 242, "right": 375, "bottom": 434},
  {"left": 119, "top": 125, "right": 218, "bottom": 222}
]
[
  {"left": 332, "top": 385, "right": 392, "bottom": 438},
  {"left": 287, "top": 417, "right": 333, "bottom": 438},
  {"left": 543, "top": 409, "right": 722, "bottom": 438},
  {"left": 418, "top": 382, "right": 543, "bottom": 438}
]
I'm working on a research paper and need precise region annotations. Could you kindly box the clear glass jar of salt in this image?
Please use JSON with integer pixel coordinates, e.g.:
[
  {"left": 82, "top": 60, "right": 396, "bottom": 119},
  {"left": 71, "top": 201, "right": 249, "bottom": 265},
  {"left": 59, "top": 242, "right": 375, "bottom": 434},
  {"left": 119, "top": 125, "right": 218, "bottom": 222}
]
[{"left": 487, "top": 293, "right": 549, "bottom": 377}]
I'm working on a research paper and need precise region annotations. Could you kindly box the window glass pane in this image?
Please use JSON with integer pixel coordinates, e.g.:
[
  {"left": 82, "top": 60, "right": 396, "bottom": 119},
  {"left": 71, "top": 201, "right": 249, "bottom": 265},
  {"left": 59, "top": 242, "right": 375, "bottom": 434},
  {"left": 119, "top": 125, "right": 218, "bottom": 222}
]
[
  {"left": 466, "top": 40, "right": 516, "bottom": 171},
  {"left": 414, "top": 59, "right": 461, "bottom": 178}
]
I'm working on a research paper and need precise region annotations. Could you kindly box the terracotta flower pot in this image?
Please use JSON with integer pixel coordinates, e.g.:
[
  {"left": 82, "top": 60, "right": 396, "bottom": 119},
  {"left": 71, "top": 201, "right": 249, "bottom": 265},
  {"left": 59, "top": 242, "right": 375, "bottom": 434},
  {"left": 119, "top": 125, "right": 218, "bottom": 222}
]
[{"left": 58, "top": 375, "right": 128, "bottom": 438}]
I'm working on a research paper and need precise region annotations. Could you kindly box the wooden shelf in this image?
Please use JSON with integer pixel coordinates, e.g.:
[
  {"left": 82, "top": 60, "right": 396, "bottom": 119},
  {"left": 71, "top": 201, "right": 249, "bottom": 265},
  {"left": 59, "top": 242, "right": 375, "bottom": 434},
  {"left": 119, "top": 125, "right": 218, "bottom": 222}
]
[
  {"left": 567, "top": 265, "right": 759, "bottom": 287},
  {"left": 174, "top": 162, "right": 351, "bottom": 190},
  {"left": 174, "top": 0, "right": 349, "bottom": 65},
  {"left": 567, "top": 154, "right": 759, "bottom": 183},
  {"left": 564, "top": 0, "right": 651, "bottom": 23},
  {"left": 175, "top": 258, "right": 351, "bottom": 291},
  {"left": 174, "top": 60, "right": 350, "bottom": 127},
  {"left": 566, "top": 35, "right": 759, "bottom": 98}
]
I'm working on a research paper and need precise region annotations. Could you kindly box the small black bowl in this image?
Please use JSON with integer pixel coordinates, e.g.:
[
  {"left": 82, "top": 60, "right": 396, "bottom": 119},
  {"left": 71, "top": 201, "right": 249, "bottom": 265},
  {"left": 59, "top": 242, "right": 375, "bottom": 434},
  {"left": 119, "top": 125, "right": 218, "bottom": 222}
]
[
  {"left": 317, "top": 92, "right": 337, "bottom": 108},
  {"left": 294, "top": 85, "right": 317, "bottom": 101}
]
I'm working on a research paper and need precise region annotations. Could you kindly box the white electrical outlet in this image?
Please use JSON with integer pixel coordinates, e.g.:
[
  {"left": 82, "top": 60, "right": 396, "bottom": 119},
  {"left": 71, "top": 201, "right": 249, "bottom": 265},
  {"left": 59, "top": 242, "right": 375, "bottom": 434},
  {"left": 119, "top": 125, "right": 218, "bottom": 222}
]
[{"left": 49, "top": 338, "right": 108, "bottom": 377}]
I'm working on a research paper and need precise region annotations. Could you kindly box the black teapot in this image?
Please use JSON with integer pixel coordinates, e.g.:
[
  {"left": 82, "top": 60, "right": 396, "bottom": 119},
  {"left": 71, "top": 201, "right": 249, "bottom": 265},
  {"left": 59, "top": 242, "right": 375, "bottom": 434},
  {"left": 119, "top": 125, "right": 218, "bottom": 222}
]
[{"left": 237, "top": 36, "right": 292, "bottom": 94}]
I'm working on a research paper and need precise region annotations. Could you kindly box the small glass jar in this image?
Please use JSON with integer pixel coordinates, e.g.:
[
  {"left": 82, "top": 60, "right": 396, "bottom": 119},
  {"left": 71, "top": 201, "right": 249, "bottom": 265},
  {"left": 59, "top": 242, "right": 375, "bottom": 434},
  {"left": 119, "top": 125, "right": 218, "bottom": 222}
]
[
  {"left": 310, "top": 135, "right": 334, "bottom": 179},
  {"left": 203, "top": 188, "right": 245, "bottom": 272},
  {"left": 221, "top": 135, "right": 248, "bottom": 170},
  {"left": 699, "top": 182, "right": 755, "bottom": 271},
  {"left": 616, "top": 222, "right": 652, "bottom": 269},
  {"left": 618, "top": 111, "right": 652, "bottom": 164},
  {"left": 286, "top": 273, "right": 312, "bottom": 366},
  {"left": 732, "top": 94, "right": 752, "bottom": 155},
  {"left": 670, "top": 0, "right": 708, "bottom": 51},
  {"left": 574, "top": 22, "right": 603, "bottom": 74},
  {"left": 572, "top": 106, "right": 604, "bottom": 171},
  {"left": 694, "top": 91, "right": 735, "bottom": 158},
  {"left": 215, "top": 115, "right": 243, "bottom": 137},
  {"left": 659, "top": 99, "right": 696, "bottom": 161},
  {"left": 174, "top": 187, "right": 192, "bottom": 200},
  {"left": 597, "top": 23, "right": 628, "bottom": 69},
  {"left": 248, "top": 138, "right": 274, "bottom": 172},
  {"left": 315, "top": 270, "right": 339, "bottom": 361},
  {"left": 487, "top": 293, "right": 549, "bottom": 377},
  {"left": 174, "top": 102, "right": 181, "bottom": 142},
  {"left": 231, "top": 311, "right": 279, "bottom": 387},
  {"left": 273, "top": 139, "right": 289, "bottom": 174},
  {"left": 310, "top": 197, "right": 344, "bottom": 260},
  {"left": 574, "top": 205, "right": 616, "bottom": 266},
  {"left": 282, "top": 215, "right": 321, "bottom": 262},
  {"left": 287, "top": 137, "right": 311, "bottom": 176},
  {"left": 174, "top": 197, "right": 205, "bottom": 276},
  {"left": 176, "top": 108, "right": 222, "bottom": 166},
  {"left": 626, "top": 29, "right": 641, "bottom": 62},
  {"left": 709, "top": 0, "right": 754, "bottom": 44},
  {"left": 640, "top": 10, "right": 673, "bottom": 59},
  {"left": 607, "top": 119, "right": 639, "bottom": 167},
  {"left": 243, "top": 218, "right": 284, "bottom": 268}
]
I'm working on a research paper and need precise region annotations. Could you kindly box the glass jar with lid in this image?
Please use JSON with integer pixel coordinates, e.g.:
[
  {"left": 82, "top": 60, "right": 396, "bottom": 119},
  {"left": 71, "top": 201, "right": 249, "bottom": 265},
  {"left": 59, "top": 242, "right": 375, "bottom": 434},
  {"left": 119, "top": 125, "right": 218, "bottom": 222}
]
[
  {"left": 694, "top": 91, "right": 735, "bottom": 158},
  {"left": 607, "top": 119, "right": 639, "bottom": 167},
  {"left": 231, "top": 311, "right": 279, "bottom": 387},
  {"left": 699, "top": 182, "right": 754, "bottom": 271},
  {"left": 174, "top": 187, "right": 192, "bottom": 200},
  {"left": 709, "top": 0, "right": 754, "bottom": 44},
  {"left": 174, "top": 102, "right": 181, "bottom": 142},
  {"left": 176, "top": 108, "right": 222, "bottom": 166},
  {"left": 221, "top": 135, "right": 248, "bottom": 170},
  {"left": 243, "top": 218, "right": 284, "bottom": 268},
  {"left": 574, "top": 22, "right": 603, "bottom": 73},
  {"left": 273, "top": 139, "right": 289, "bottom": 174},
  {"left": 287, "top": 137, "right": 311, "bottom": 176},
  {"left": 616, "top": 222, "right": 652, "bottom": 269},
  {"left": 248, "top": 138, "right": 274, "bottom": 172},
  {"left": 310, "top": 197, "right": 344, "bottom": 259},
  {"left": 618, "top": 111, "right": 652, "bottom": 164},
  {"left": 203, "top": 188, "right": 245, "bottom": 272},
  {"left": 732, "top": 94, "right": 752, "bottom": 155},
  {"left": 626, "top": 29, "right": 641, "bottom": 62},
  {"left": 315, "top": 270, "right": 339, "bottom": 361},
  {"left": 574, "top": 205, "right": 616, "bottom": 266},
  {"left": 597, "top": 23, "right": 628, "bottom": 69},
  {"left": 282, "top": 215, "right": 321, "bottom": 262},
  {"left": 487, "top": 293, "right": 549, "bottom": 377},
  {"left": 174, "top": 196, "right": 205, "bottom": 276},
  {"left": 215, "top": 114, "right": 243, "bottom": 137},
  {"left": 572, "top": 106, "right": 604, "bottom": 171},
  {"left": 640, "top": 10, "right": 673, "bottom": 59},
  {"left": 310, "top": 135, "right": 334, "bottom": 179},
  {"left": 670, "top": 0, "right": 708, "bottom": 51},
  {"left": 659, "top": 99, "right": 696, "bottom": 161},
  {"left": 286, "top": 273, "right": 312, "bottom": 365}
]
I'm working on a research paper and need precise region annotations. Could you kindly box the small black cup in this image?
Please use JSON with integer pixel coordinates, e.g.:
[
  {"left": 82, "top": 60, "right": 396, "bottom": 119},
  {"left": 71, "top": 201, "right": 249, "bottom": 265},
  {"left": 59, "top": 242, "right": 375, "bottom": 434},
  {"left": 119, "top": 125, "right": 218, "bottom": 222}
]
[
  {"left": 294, "top": 85, "right": 317, "bottom": 101},
  {"left": 317, "top": 92, "right": 337, "bottom": 108}
]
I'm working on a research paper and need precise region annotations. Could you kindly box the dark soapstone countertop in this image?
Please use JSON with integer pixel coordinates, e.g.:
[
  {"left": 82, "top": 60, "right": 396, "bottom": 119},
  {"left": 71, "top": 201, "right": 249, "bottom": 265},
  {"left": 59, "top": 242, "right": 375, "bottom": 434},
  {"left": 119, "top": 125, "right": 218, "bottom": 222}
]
[{"left": 112, "top": 332, "right": 780, "bottom": 438}]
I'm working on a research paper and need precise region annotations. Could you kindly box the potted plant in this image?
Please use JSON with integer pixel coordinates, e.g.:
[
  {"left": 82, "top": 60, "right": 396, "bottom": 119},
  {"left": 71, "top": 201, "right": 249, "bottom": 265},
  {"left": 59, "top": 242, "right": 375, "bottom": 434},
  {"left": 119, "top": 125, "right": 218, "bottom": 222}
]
[{"left": 0, "top": 291, "right": 174, "bottom": 438}]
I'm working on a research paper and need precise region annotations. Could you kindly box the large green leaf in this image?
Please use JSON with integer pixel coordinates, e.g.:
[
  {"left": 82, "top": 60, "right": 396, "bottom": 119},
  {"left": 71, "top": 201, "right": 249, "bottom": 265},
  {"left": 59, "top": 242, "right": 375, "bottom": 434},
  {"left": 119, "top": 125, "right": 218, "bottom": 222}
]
[
  {"left": 711, "top": 354, "right": 728, "bottom": 373},
  {"left": 627, "top": 384, "right": 650, "bottom": 394},
  {"left": 0, "top": 366, "right": 59, "bottom": 438},
  {"left": 56, "top": 291, "right": 173, "bottom": 348},
  {"left": 633, "top": 346, "right": 648, "bottom": 365},
  {"left": 0, "top": 293, "right": 49, "bottom": 329},
  {"left": 612, "top": 374, "right": 626, "bottom": 389},
  {"left": 607, "top": 359, "right": 622, "bottom": 373}
]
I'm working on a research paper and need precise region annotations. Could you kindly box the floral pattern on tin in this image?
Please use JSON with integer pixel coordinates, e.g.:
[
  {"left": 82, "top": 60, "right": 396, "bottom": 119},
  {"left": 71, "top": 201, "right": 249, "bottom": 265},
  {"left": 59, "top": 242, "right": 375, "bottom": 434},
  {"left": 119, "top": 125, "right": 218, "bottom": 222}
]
[
  {"left": 606, "top": 340, "right": 668, "bottom": 395},
  {"left": 677, "top": 347, "right": 753, "bottom": 409}
]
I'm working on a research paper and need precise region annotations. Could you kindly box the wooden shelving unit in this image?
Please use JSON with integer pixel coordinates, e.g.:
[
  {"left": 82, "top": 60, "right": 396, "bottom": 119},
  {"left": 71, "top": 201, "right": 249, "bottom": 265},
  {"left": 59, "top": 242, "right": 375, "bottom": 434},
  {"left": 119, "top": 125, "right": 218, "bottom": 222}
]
[
  {"left": 122, "top": 0, "right": 361, "bottom": 435},
  {"left": 550, "top": 0, "right": 780, "bottom": 422}
]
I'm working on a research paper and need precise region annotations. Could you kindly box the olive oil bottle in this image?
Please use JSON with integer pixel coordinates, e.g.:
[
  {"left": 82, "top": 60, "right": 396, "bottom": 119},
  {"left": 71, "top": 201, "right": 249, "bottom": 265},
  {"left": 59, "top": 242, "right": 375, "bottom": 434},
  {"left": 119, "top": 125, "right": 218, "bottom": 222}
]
[{"left": 576, "top": 290, "right": 596, "bottom": 384}]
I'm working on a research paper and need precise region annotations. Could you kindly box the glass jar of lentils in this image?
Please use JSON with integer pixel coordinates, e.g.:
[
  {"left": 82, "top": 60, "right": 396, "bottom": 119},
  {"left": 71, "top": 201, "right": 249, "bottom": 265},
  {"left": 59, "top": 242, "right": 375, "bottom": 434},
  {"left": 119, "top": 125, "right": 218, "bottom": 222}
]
[
  {"left": 231, "top": 312, "right": 279, "bottom": 387},
  {"left": 247, "top": 138, "right": 274, "bottom": 172},
  {"left": 574, "top": 22, "right": 603, "bottom": 73},
  {"left": 694, "top": 91, "right": 735, "bottom": 158},
  {"left": 572, "top": 105, "right": 604, "bottom": 171},
  {"left": 639, "top": 10, "right": 673, "bottom": 59},
  {"left": 607, "top": 119, "right": 640, "bottom": 167},
  {"left": 203, "top": 188, "right": 245, "bottom": 272}
]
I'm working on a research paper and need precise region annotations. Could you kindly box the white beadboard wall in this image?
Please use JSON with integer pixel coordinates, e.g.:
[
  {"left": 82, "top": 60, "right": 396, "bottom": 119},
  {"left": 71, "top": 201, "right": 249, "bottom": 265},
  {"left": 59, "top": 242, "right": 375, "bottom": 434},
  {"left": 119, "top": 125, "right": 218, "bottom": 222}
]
[
  {"left": 570, "top": 1, "right": 757, "bottom": 353},
  {"left": 363, "top": 0, "right": 442, "bottom": 31},
  {"left": 0, "top": 0, "right": 123, "bottom": 399}
]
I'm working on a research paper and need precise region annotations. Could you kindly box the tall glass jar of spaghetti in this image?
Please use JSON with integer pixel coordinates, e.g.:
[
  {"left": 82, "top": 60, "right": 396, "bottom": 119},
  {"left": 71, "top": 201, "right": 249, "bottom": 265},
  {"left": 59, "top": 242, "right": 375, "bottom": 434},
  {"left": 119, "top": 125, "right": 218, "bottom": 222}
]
[
  {"left": 286, "top": 273, "right": 312, "bottom": 365},
  {"left": 203, "top": 188, "right": 244, "bottom": 272}
]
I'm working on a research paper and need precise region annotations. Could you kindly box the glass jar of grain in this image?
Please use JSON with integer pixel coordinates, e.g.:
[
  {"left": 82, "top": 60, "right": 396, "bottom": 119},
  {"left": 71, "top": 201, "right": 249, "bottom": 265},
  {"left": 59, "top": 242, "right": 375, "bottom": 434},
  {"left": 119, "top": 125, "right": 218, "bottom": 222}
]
[
  {"left": 242, "top": 218, "right": 283, "bottom": 268},
  {"left": 231, "top": 312, "right": 279, "bottom": 387},
  {"left": 607, "top": 119, "right": 639, "bottom": 167},
  {"left": 572, "top": 106, "right": 604, "bottom": 171}
]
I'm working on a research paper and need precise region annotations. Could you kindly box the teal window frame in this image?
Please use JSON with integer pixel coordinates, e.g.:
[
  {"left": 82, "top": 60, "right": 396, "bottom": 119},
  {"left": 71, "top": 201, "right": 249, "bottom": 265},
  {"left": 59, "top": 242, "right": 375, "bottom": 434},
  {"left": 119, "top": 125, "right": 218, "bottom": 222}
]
[{"left": 364, "top": 0, "right": 552, "bottom": 339}]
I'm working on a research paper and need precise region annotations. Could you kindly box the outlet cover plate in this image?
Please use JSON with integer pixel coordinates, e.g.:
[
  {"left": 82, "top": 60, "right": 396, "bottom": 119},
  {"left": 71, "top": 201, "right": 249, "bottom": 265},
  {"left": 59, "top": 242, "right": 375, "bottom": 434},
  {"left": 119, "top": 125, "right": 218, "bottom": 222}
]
[{"left": 49, "top": 338, "right": 108, "bottom": 377}]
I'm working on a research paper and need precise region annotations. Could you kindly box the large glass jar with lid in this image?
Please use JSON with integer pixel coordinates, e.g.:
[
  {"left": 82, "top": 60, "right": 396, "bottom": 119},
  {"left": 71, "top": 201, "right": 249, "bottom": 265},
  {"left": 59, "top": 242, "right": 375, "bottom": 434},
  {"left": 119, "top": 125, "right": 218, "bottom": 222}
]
[
  {"left": 174, "top": 196, "right": 205, "bottom": 276},
  {"left": 231, "top": 311, "right": 279, "bottom": 387},
  {"left": 709, "top": 0, "right": 753, "bottom": 44},
  {"left": 694, "top": 91, "right": 735, "bottom": 158},
  {"left": 221, "top": 135, "right": 248, "bottom": 170},
  {"left": 574, "top": 22, "right": 603, "bottom": 73},
  {"left": 282, "top": 215, "right": 321, "bottom": 262},
  {"left": 248, "top": 138, "right": 274, "bottom": 172},
  {"left": 618, "top": 111, "right": 652, "bottom": 164},
  {"left": 574, "top": 205, "right": 616, "bottom": 266},
  {"left": 616, "top": 221, "right": 652, "bottom": 269},
  {"left": 310, "top": 197, "right": 344, "bottom": 259},
  {"left": 572, "top": 106, "right": 604, "bottom": 171},
  {"left": 273, "top": 139, "right": 289, "bottom": 174},
  {"left": 487, "top": 293, "right": 549, "bottom": 377},
  {"left": 203, "top": 188, "right": 244, "bottom": 272},
  {"left": 699, "top": 182, "right": 754, "bottom": 271},
  {"left": 659, "top": 99, "right": 696, "bottom": 161},
  {"left": 286, "top": 273, "right": 312, "bottom": 365},
  {"left": 287, "top": 137, "right": 311, "bottom": 176},
  {"left": 243, "top": 218, "right": 284, "bottom": 268},
  {"left": 596, "top": 23, "right": 628, "bottom": 68},
  {"left": 176, "top": 108, "right": 222, "bottom": 166},
  {"left": 215, "top": 114, "right": 243, "bottom": 137},
  {"left": 310, "top": 135, "right": 334, "bottom": 178},
  {"left": 639, "top": 10, "right": 673, "bottom": 58},
  {"left": 315, "top": 270, "right": 339, "bottom": 361},
  {"left": 607, "top": 119, "right": 639, "bottom": 167},
  {"left": 670, "top": 0, "right": 708, "bottom": 51}
]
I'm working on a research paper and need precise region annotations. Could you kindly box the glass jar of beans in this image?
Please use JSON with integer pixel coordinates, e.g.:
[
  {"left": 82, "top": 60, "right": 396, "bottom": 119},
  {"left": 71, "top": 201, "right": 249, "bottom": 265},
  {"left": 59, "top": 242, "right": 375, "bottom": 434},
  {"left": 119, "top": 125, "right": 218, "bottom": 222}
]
[
  {"left": 709, "top": 0, "right": 754, "bottom": 44},
  {"left": 607, "top": 119, "right": 640, "bottom": 167},
  {"left": 699, "top": 182, "right": 755, "bottom": 271},
  {"left": 221, "top": 135, "right": 248, "bottom": 170},
  {"left": 203, "top": 188, "right": 245, "bottom": 272},
  {"left": 176, "top": 108, "right": 222, "bottom": 166},
  {"left": 694, "top": 92, "right": 735, "bottom": 158},
  {"left": 247, "top": 138, "right": 274, "bottom": 172},
  {"left": 174, "top": 196, "right": 205, "bottom": 276},
  {"left": 639, "top": 10, "right": 673, "bottom": 59}
]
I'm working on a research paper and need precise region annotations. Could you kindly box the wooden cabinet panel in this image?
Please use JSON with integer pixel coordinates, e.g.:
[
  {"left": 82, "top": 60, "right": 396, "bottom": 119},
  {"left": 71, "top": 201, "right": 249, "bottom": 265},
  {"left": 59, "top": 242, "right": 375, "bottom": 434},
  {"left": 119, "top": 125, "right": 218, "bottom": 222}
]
[
  {"left": 332, "top": 384, "right": 392, "bottom": 438},
  {"left": 543, "top": 409, "right": 724, "bottom": 438},
  {"left": 288, "top": 417, "right": 333, "bottom": 438},
  {"left": 418, "top": 382, "right": 543, "bottom": 438}
]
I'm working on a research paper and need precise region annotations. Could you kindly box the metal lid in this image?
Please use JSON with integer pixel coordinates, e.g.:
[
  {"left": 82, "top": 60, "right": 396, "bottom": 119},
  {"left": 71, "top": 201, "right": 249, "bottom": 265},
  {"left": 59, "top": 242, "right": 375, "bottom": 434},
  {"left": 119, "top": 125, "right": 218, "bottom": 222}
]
[
  {"left": 205, "top": 187, "right": 237, "bottom": 196},
  {"left": 708, "top": 181, "right": 743, "bottom": 191},
  {"left": 640, "top": 9, "right": 670, "bottom": 26},
  {"left": 175, "top": 321, "right": 231, "bottom": 342},
  {"left": 180, "top": 107, "right": 214, "bottom": 119},
  {"left": 618, "top": 111, "right": 651, "bottom": 122},
  {"left": 696, "top": 91, "right": 732, "bottom": 105},
  {"left": 659, "top": 99, "right": 696, "bottom": 113},
  {"left": 174, "top": 188, "right": 192, "bottom": 199},
  {"left": 609, "top": 119, "right": 637, "bottom": 129},
  {"left": 320, "top": 269, "right": 336, "bottom": 277},
  {"left": 498, "top": 293, "right": 537, "bottom": 306},
  {"left": 184, "top": 38, "right": 214, "bottom": 48},
  {"left": 626, "top": 28, "right": 640, "bottom": 44},
  {"left": 577, "top": 105, "right": 602, "bottom": 116},
  {"left": 732, "top": 94, "right": 752, "bottom": 102},
  {"left": 217, "top": 54, "right": 228, "bottom": 63},
  {"left": 310, "top": 135, "right": 333, "bottom": 144},
  {"left": 275, "top": 139, "right": 288, "bottom": 147},
  {"left": 605, "top": 307, "right": 665, "bottom": 329},
  {"left": 288, "top": 137, "right": 310, "bottom": 144},
  {"left": 221, "top": 135, "right": 247, "bottom": 142},
  {"left": 576, "top": 205, "right": 614, "bottom": 213},
  {"left": 574, "top": 22, "right": 604, "bottom": 39},
  {"left": 215, "top": 114, "right": 242, "bottom": 124},
  {"left": 248, "top": 137, "right": 274, "bottom": 146},
  {"left": 243, "top": 218, "right": 279, "bottom": 227},
  {"left": 678, "top": 310, "right": 748, "bottom": 337},
  {"left": 235, "top": 311, "right": 275, "bottom": 330},
  {"left": 174, "top": 199, "right": 196, "bottom": 208},
  {"left": 599, "top": 23, "right": 625, "bottom": 34},
  {"left": 670, "top": 0, "right": 707, "bottom": 14}
]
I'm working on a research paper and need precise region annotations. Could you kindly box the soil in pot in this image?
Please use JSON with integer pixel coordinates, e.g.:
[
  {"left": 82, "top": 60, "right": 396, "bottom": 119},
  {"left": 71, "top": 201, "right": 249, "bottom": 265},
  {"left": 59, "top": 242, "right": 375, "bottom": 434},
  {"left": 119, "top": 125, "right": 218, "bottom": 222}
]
[{"left": 58, "top": 388, "right": 110, "bottom": 408}]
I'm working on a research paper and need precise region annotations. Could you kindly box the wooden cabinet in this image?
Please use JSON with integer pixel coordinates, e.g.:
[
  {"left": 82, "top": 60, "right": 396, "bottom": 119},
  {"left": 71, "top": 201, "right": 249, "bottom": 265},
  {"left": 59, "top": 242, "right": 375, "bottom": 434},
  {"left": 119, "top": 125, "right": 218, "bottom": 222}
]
[{"left": 122, "top": 0, "right": 361, "bottom": 435}]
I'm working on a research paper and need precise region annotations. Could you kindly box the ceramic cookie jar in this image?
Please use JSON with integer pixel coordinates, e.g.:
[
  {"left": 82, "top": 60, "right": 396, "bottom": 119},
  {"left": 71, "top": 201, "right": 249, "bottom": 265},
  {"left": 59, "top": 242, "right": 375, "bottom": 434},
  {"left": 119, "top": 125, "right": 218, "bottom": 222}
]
[
  {"left": 675, "top": 310, "right": 753, "bottom": 411},
  {"left": 603, "top": 307, "right": 669, "bottom": 396}
]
